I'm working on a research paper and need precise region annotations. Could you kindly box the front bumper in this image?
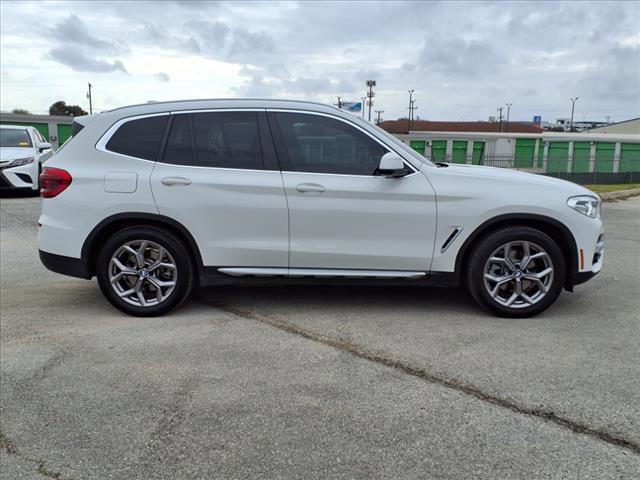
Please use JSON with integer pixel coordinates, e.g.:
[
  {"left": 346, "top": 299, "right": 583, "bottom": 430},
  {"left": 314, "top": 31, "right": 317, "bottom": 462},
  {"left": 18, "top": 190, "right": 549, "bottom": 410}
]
[{"left": 0, "top": 164, "right": 37, "bottom": 190}]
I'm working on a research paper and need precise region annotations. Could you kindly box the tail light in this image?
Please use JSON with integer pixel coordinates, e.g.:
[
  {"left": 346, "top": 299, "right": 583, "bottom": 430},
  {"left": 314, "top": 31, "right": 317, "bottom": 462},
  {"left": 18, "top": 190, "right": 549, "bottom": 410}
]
[{"left": 40, "top": 167, "right": 72, "bottom": 198}]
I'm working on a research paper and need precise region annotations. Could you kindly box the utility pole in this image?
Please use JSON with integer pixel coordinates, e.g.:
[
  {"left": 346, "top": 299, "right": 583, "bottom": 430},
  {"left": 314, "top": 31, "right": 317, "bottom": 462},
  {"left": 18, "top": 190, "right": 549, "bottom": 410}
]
[
  {"left": 569, "top": 97, "right": 578, "bottom": 132},
  {"left": 361, "top": 96, "right": 366, "bottom": 118},
  {"left": 366, "top": 80, "right": 376, "bottom": 122},
  {"left": 375, "top": 110, "right": 384, "bottom": 124},
  {"left": 497, "top": 107, "right": 504, "bottom": 132},
  {"left": 505, "top": 103, "right": 512, "bottom": 132},
  {"left": 407, "top": 89, "right": 414, "bottom": 131},
  {"left": 86, "top": 82, "right": 93, "bottom": 114},
  {"left": 336, "top": 96, "right": 342, "bottom": 109}
]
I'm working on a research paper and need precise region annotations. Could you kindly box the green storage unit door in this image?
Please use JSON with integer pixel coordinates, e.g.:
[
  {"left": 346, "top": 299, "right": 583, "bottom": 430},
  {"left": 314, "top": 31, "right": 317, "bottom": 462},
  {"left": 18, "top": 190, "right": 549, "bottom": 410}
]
[
  {"left": 409, "top": 140, "right": 426, "bottom": 155},
  {"left": 595, "top": 142, "right": 615, "bottom": 173},
  {"left": 546, "top": 142, "right": 569, "bottom": 173},
  {"left": 537, "top": 141, "right": 544, "bottom": 168},
  {"left": 514, "top": 138, "right": 535, "bottom": 168},
  {"left": 57, "top": 124, "right": 73, "bottom": 146},
  {"left": 431, "top": 140, "right": 447, "bottom": 162},
  {"left": 472, "top": 141, "right": 485, "bottom": 165},
  {"left": 619, "top": 143, "right": 640, "bottom": 173},
  {"left": 572, "top": 142, "right": 591, "bottom": 173},
  {"left": 1, "top": 121, "right": 49, "bottom": 141},
  {"left": 452, "top": 141, "right": 467, "bottom": 164}
]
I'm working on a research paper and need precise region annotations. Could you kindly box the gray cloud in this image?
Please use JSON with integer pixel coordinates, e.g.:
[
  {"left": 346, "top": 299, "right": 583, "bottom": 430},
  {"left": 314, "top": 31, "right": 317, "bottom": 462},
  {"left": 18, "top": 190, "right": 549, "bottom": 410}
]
[
  {"left": 154, "top": 72, "right": 170, "bottom": 83},
  {"left": 418, "top": 37, "right": 507, "bottom": 77},
  {"left": 48, "top": 48, "right": 128, "bottom": 74},
  {"left": 50, "top": 14, "right": 126, "bottom": 53}
]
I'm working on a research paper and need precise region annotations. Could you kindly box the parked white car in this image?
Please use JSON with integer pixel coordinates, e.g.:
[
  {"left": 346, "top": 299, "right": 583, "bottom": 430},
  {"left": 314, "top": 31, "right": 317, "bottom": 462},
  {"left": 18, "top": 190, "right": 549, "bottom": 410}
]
[
  {"left": 37, "top": 100, "right": 604, "bottom": 317},
  {"left": 0, "top": 125, "right": 53, "bottom": 191}
]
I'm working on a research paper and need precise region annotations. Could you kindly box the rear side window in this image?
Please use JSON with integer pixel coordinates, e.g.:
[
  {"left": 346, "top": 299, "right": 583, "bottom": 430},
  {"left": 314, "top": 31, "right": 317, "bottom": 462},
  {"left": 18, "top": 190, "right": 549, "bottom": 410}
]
[
  {"left": 161, "top": 111, "right": 264, "bottom": 170},
  {"left": 106, "top": 116, "right": 168, "bottom": 160},
  {"left": 192, "top": 112, "right": 263, "bottom": 169},
  {"left": 163, "top": 114, "right": 193, "bottom": 165}
]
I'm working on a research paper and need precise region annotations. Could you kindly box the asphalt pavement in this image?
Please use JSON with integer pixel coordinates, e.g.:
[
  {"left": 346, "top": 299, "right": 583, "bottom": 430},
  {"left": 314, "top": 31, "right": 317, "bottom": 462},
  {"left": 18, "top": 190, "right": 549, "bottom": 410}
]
[{"left": 1, "top": 194, "right": 639, "bottom": 479}]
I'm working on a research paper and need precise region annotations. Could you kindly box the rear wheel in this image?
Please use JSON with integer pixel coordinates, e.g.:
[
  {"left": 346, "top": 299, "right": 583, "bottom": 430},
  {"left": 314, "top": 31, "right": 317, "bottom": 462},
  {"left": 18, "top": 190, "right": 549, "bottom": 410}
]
[
  {"left": 96, "top": 227, "right": 194, "bottom": 316},
  {"left": 467, "top": 227, "right": 566, "bottom": 318}
]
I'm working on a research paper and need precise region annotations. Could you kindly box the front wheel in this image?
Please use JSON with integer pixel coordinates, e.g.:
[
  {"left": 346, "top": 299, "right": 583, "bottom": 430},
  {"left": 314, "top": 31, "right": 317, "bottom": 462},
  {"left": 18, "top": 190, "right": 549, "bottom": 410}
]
[
  {"left": 96, "top": 227, "right": 194, "bottom": 316},
  {"left": 467, "top": 227, "right": 566, "bottom": 318}
]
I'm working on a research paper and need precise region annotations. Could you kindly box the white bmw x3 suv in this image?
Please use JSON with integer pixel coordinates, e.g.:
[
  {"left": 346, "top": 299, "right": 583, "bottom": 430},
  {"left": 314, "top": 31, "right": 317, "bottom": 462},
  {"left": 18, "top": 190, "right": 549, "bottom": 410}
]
[{"left": 37, "top": 99, "right": 604, "bottom": 317}]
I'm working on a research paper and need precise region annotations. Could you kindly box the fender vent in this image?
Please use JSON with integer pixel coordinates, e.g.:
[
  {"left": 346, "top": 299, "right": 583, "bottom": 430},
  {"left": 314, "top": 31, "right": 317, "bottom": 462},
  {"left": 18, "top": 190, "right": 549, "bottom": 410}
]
[{"left": 441, "top": 227, "right": 463, "bottom": 253}]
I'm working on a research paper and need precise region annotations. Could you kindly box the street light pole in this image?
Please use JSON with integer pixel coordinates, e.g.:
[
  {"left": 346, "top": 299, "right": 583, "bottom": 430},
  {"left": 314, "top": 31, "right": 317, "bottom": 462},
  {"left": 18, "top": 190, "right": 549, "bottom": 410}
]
[
  {"left": 408, "top": 89, "right": 414, "bottom": 131},
  {"left": 86, "top": 82, "right": 93, "bottom": 114},
  {"left": 569, "top": 97, "right": 579, "bottom": 132},
  {"left": 505, "top": 103, "right": 512, "bottom": 132},
  {"left": 361, "top": 96, "right": 366, "bottom": 118},
  {"left": 366, "top": 80, "right": 376, "bottom": 122}
]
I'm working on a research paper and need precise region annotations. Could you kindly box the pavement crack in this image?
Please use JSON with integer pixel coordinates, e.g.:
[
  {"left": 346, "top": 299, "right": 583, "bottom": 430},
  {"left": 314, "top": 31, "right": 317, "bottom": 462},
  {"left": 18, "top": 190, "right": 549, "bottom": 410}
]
[
  {"left": 197, "top": 297, "right": 640, "bottom": 456},
  {"left": 1, "top": 431, "right": 73, "bottom": 479}
]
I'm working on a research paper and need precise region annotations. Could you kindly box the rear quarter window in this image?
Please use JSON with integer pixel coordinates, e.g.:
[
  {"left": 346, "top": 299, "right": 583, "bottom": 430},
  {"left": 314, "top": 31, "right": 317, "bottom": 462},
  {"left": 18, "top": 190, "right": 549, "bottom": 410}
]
[{"left": 105, "top": 116, "right": 169, "bottom": 160}]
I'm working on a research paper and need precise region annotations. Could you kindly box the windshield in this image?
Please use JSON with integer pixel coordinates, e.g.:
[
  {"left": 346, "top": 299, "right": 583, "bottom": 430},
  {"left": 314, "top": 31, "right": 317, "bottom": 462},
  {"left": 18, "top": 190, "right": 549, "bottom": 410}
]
[
  {"left": 350, "top": 115, "right": 433, "bottom": 167},
  {"left": 0, "top": 128, "right": 33, "bottom": 148}
]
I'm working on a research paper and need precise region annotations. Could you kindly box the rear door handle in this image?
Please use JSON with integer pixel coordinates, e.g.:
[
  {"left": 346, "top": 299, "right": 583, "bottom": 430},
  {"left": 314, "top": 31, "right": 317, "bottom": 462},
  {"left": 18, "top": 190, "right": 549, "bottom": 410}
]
[
  {"left": 161, "top": 176, "right": 191, "bottom": 186},
  {"left": 296, "top": 183, "right": 326, "bottom": 193}
]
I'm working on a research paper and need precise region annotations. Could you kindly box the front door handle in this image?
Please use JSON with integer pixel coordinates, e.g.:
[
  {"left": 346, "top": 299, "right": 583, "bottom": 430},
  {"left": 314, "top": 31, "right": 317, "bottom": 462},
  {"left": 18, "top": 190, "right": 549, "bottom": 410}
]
[
  {"left": 296, "top": 183, "right": 326, "bottom": 193},
  {"left": 161, "top": 176, "right": 192, "bottom": 186}
]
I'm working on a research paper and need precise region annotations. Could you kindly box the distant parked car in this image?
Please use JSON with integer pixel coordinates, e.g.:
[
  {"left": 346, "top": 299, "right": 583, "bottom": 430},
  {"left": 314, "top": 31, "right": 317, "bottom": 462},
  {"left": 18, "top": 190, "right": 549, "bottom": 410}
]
[
  {"left": 0, "top": 125, "right": 53, "bottom": 191},
  {"left": 37, "top": 99, "right": 604, "bottom": 318}
]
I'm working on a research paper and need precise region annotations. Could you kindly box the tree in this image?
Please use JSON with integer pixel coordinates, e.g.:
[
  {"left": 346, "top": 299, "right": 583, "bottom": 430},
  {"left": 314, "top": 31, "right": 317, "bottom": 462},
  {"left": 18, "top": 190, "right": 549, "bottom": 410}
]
[
  {"left": 11, "top": 108, "right": 31, "bottom": 114},
  {"left": 49, "top": 101, "right": 87, "bottom": 117}
]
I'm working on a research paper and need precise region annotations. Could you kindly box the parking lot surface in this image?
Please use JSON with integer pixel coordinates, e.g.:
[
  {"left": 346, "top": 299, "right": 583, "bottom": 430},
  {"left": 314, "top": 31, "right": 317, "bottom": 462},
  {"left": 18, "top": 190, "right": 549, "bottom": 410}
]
[{"left": 1, "top": 194, "right": 639, "bottom": 479}]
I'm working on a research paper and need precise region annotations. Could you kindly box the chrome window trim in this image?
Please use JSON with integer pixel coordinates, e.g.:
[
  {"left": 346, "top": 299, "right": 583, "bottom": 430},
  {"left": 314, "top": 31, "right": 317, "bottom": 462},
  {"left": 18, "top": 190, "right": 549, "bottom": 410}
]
[{"left": 95, "top": 108, "right": 420, "bottom": 177}]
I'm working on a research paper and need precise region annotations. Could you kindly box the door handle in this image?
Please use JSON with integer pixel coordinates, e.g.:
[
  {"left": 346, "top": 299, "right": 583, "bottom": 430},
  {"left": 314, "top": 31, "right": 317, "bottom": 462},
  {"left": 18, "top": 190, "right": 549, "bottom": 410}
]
[
  {"left": 296, "top": 183, "right": 326, "bottom": 193},
  {"left": 161, "top": 176, "right": 192, "bottom": 186}
]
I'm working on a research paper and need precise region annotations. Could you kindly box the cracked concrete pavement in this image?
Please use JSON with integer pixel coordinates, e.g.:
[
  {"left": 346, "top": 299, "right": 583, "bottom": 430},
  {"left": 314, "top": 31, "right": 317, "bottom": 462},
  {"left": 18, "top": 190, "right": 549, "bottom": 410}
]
[{"left": 1, "top": 194, "right": 639, "bottom": 479}]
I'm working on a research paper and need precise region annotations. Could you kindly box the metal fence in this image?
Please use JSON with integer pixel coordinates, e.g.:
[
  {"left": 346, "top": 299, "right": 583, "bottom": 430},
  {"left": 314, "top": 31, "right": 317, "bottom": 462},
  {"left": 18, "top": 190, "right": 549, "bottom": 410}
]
[{"left": 425, "top": 154, "right": 640, "bottom": 185}]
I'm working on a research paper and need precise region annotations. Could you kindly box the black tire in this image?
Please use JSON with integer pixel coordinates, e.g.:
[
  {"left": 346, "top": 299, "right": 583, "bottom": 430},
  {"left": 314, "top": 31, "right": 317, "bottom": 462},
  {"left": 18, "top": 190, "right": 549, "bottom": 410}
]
[
  {"left": 96, "top": 226, "right": 194, "bottom": 316},
  {"left": 466, "top": 226, "right": 566, "bottom": 318}
]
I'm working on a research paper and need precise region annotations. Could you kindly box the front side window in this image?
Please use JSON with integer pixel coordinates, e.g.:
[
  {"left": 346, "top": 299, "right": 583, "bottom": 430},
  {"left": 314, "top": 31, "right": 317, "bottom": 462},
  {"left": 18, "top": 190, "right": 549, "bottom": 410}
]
[
  {"left": 273, "top": 112, "right": 389, "bottom": 175},
  {"left": 105, "top": 115, "right": 168, "bottom": 160},
  {"left": 0, "top": 128, "right": 32, "bottom": 148}
]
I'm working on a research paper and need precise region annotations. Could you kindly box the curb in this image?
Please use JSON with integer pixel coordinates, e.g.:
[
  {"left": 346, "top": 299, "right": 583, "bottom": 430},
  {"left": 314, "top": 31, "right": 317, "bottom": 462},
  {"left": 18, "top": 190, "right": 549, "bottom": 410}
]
[{"left": 599, "top": 188, "right": 640, "bottom": 202}]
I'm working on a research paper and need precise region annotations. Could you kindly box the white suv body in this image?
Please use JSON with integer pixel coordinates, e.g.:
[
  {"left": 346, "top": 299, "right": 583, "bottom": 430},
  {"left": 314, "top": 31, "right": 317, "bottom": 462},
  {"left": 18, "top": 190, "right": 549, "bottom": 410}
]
[
  {"left": 1, "top": 125, "right": 53, "bottom": 190},
  {"left": 37, "top": 99, "right": 604, "bottom": 317}
]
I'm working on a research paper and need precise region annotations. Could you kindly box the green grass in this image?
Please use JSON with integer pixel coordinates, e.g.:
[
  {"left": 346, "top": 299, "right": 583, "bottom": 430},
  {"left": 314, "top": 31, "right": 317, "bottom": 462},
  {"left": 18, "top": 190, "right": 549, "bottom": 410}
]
[{"left": 582, "top": 184, "right": 640, "bottom": 194}]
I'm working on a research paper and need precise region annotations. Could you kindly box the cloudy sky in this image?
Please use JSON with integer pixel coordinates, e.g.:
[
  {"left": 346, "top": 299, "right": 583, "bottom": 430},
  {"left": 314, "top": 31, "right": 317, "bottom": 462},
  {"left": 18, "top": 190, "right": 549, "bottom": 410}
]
[{"left": 1, "top": 0, "right": 639, "bottom": 122}]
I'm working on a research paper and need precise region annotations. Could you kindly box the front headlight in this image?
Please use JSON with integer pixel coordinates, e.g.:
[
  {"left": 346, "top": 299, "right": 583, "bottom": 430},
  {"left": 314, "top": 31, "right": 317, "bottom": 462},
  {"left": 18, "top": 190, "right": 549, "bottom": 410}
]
[
  {"left": 7, "top": 156, "right": 35, "bottom": 168},
  {"left": 567, "top": 195, "right": 600, "bottom": 218}
]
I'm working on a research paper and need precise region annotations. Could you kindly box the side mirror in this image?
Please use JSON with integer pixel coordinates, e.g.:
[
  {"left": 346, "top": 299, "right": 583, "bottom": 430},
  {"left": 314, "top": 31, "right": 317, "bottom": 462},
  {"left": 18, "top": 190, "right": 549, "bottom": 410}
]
[
  {"left": 377, "top": 152, "right": 408, "bottom": 178},
  {"left": 38, "top": 142, "right": 52, "bottom": 152}
]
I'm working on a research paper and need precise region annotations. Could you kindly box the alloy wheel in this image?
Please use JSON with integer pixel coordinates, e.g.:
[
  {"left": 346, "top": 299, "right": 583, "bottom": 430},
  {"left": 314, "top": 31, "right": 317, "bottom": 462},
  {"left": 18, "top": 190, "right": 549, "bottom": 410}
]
[
  {"left": 483, "top": 240, "right": 554, "bottom": 309},
  {"left": 109, "top": 240, "right": 177, "bottom": 307}
]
